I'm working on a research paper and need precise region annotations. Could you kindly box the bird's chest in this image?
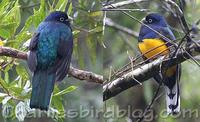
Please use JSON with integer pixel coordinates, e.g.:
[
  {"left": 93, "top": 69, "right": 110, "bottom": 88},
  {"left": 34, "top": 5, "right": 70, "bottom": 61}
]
[{"left": 138, "top": 38, "right": 169, "bottom": 59}]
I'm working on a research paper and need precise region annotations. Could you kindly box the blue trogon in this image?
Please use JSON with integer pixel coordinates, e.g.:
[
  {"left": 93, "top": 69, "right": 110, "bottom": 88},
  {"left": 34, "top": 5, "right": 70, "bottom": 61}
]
[
  {"left": 27, "top": 11, "right": 73, "bottom": 110},
  {"left": 138, "top": 13, "right": 181, "bottom": 114}
]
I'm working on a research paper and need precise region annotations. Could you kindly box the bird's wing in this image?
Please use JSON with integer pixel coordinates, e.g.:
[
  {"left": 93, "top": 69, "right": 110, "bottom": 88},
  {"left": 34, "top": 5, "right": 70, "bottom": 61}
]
[
  {"left": 159, "top": 27, "right": 176, "bottom": 42},
  {"left": 55, "top": 34, "right": 73, "bottom": 82},
  {"left": 27, "top": 33, "right": 40, "bottom": 72},
  {"left": 29, "top": 33, "right": 40, "bottom": 50}
]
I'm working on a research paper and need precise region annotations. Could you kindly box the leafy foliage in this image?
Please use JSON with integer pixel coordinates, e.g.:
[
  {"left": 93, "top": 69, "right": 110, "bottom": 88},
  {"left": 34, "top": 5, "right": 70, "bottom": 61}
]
[{"left": 0, "top": 0, "right": 20, "bottom": 39}]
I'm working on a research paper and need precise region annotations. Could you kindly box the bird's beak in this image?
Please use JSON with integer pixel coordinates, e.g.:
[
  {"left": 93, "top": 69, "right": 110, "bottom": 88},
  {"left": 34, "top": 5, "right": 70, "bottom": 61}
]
[
  {"left": 67, "top": 16, "right": 73, "bottom": 22},
  {"left": 141, "top": 17, "right": 146, "bottom": 23}
]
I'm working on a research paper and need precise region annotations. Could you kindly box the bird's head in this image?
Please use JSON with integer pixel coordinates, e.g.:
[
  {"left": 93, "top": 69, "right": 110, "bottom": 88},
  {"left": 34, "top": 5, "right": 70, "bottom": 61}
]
[
  {"left": 142, "top": 13, "right": 168, "bottom": 27},
  {"left": 44, "top": 11, "right": 71, "bottom": 26},
  {"left": 138, "top": 13, "right": 169, "bottom": 41}
]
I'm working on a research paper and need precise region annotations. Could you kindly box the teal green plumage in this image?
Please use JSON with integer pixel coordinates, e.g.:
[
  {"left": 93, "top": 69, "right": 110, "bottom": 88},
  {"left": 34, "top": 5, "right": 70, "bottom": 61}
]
[{"left": 28, "top": 11, "right": 73, "bottom": 110}]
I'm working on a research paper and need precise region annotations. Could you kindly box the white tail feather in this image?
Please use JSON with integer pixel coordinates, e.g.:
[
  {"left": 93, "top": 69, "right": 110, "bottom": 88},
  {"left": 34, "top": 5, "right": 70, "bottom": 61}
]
[{"left": 165, "top": 81, "right": 180, "bottom": 114}]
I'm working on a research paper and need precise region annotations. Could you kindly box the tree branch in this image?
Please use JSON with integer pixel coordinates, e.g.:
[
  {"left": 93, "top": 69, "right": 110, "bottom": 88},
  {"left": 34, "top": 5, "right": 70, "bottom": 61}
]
[
  {"left": 68, "top": 67, "right": 103, "bottom": 84},
  {"left": 0, "top": 46, "right": 103, "bottom": 84},
  {"left": 103, "top": 41, "right": 200, "bottom": 101}
]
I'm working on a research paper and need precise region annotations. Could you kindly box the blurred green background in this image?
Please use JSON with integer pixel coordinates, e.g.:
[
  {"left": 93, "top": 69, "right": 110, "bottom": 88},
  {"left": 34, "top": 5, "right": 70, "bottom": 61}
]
[
  {"left": 104, "top": 0, "right": 200, "bottom": 122},
  {"left": 0, "top": 0, "right": 103, "bottom": 122},
  {"left": 1, "top": 0, "right": 200, "bottom": 122}
]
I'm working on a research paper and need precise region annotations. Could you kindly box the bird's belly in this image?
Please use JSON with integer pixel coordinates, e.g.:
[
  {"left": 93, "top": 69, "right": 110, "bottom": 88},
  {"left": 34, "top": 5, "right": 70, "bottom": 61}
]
[{"left": 138, "top": 38, "right": 169, "bottom": 59}]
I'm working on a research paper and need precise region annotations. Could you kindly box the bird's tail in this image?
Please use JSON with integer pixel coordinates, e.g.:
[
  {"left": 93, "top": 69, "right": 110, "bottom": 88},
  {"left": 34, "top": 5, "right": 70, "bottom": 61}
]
[
  {"left": 30, "top": 70, "right": 55, "bottom": 110},
  {"left": 165, "top": 81, "right": 180, "bottom": 114}
]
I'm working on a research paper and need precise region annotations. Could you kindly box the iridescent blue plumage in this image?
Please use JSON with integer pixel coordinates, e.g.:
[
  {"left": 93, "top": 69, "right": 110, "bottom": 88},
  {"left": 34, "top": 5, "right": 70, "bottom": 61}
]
[{"left": 27, "top": 11, "right": 73, "bottom": 110}]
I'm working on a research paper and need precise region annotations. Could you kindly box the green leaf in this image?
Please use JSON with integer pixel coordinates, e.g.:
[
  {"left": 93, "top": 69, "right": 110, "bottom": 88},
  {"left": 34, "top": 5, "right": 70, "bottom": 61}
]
[
  {"left": 47, "top": 107, "right": 61, "bottom": 121},
  {"left": 9, "top": 86, "right": 23, "bottom": 95},
  {"left": 53, "top": 86, "right": 77, "bottom": 96},
  {"left": 13, "top": 31, "right": 32, "bottom": 47},
  {"left": 0, "top": 0, "right": 20, "bottom": 39},
  {"left": 13, "top": 0, "right": 46, "bottom": 47},
  {"left": 51, "top": 86, "right": 65, "bottom": 115},
  {"left": 4, "top": 72, "right": 9, "bottom": 83},
  {"left": 52, "top": 95, "right": 64, "bottom": 110},
  {"left": 54, "top": 0, "right": 68, "bottom": 11},
  {"left": 0, "top": 0, "right": 9, "bottom": 10},
  {"left": 89, "top": 11, "right": 103, "bottom": 17},
  {"left": 67, "top": 2, "right": 72, "bottom": 15},
  {"left": 32, "top": 0, "right": 46, "bottom": 27},
  {"left": 0, "top": 24, "right": 14, "bottom": 39},
  {"left": 0, "top": 77, "right": 9, "bottom": 89},
  {"left": 16, "top": 64, "right": 29, "bottom": 81}
]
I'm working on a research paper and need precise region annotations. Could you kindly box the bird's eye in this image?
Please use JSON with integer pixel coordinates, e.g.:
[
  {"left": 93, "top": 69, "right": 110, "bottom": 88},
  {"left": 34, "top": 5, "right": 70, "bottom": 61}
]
[
  {"left": 60, "top": 17, "right": 65, "bottom": 22},
  {"left": 148, "top": 19, "right": 153, "bottom": 23}
]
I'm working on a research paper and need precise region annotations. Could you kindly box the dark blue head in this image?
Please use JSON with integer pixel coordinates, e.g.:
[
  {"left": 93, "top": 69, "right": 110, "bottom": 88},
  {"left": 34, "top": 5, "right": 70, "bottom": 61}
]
[
  {"left": 44, "top": 11, "right": 70, "bottom": 26},
  {"left": 138, "top": 13, "right": 170, "bottom": 41},
  {"left": 142, "top": 13, "right": 168, "bottom": 27}
]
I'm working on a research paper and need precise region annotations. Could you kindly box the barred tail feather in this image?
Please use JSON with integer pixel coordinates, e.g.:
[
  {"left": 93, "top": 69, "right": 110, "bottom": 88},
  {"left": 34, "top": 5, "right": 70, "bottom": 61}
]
[{"left": 165, "top": 81, "right": 180, "bottom": 114}]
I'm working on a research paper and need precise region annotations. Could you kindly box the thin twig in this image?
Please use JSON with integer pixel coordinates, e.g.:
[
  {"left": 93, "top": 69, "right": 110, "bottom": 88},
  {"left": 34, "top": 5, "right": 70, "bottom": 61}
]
[
  {"left": 165, "top": 0, "right": 193, "bottom": 46},
  {"left": 102, "top": 8, "right": 149, "bottom": 12},
  {"left": 105, "top": 18, "right": 138, "bottom": 38},
  {"left": 103, "top": 0, "right": 147, "bottom": 9},
  {"left": 111, "top": 41, "right": 175, "bottom": 79}
]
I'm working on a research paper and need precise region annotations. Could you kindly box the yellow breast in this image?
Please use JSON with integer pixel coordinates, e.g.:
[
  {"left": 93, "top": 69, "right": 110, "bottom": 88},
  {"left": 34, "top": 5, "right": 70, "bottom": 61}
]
[{"left": 138, "top": 38, "right": 169, "bottom": 59}]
